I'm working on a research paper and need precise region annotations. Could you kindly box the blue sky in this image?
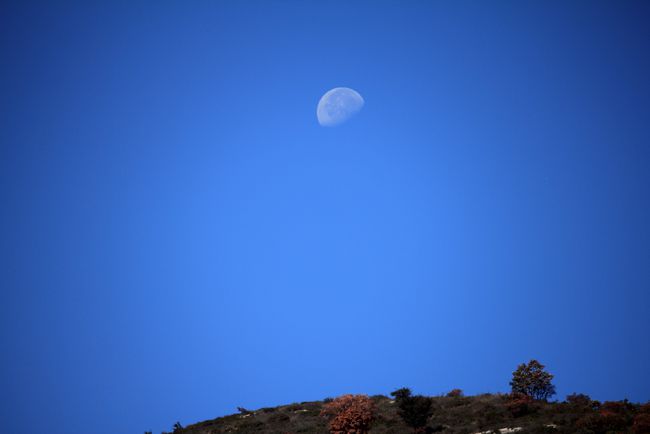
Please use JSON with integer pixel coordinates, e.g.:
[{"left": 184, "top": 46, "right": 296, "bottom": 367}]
[{"left": 1, "top": 1, "right": 649, "bottom": 433}]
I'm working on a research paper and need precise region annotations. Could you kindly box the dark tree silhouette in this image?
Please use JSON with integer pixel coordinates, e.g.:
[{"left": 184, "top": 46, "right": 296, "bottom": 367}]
[
  {"left": 390, "top": 387, "right": 413, "bottom": 401},
  {"left": 390, "top": 388, "right": 433, "bottom": 432},
  {"left": 510, "top": 359, "right": 556, "bottom": 401}
]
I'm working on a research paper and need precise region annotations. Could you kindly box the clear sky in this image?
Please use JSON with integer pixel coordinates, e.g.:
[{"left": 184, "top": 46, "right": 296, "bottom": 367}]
[{"left": 1, "top": 1, "right": 649, "bottom": 433}]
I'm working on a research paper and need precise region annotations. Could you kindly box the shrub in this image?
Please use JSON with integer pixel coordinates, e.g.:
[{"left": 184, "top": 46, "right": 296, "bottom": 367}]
[
  {"left": 446, "top": 389, "right": 464, "bottom": 398},
  {"left": 390, "top": 388, "right": 433, "bottom": 432},
  {"left": 576, "top": 408, "right": 628, "bottom": 433},
  {"left": 320, "top": 394, "right": 375, "bottom": 434},
  {"left": 598, "top": 410, "right": 628, "bottom": 431},
  {"left": 633, "top": 413, "right": 650, "bottom": 433},
  {"left": 601, "top": 400, "right": 635, "bottom": 423},
  {"left": 506, "top": 392, "right": 533, "bottom": 417},
  {"left": 566, "top": 393, "right": 591, "bottom": 406},
  {"left": 509, "top": 359, "right": 556, "bottom": 401},
  {"left": 390, "top": 387, "right": 413, "bottom": 401},
  {"left": 601, "top": 400, "right": 628, "bottom": 413},
  {"left": 268, "top": 412, "right": 291, "bottom": 424}
]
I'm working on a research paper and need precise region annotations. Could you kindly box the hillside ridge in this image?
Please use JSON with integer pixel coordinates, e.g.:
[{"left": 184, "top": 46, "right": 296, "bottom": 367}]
[{"left": 156, "top": 392, "right": 650, "bottom": 434}]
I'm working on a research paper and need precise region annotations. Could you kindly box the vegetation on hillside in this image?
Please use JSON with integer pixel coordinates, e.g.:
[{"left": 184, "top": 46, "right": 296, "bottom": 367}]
[
  {"left": 152, "top": 360, "right": 650, "bottom": 434},
  {"left": 510, "top": 360, "right": 556, "bottom": 401}
]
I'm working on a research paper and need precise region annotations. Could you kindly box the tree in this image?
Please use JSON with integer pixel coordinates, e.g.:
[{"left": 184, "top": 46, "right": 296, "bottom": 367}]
[
  {"left": 509, "top": 359, "right": 556, "bottom": 401},
  {"left": 390, "top": 388, "right": 433, "bottom": 432},
  {"left": 319, "top": 394, "right": 375, "bottom": 434},
  {"left": 390, "top": 387, "right": 413, "bottom": 401}
]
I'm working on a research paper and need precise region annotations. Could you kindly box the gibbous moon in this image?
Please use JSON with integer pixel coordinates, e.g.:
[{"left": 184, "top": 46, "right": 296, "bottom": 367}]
[{"left": 317, "top": 87, "right": 364, "bottom": 127}]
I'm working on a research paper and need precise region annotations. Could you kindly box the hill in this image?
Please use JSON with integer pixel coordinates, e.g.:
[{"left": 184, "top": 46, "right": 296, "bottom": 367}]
[{"left": 161, "top": 392, "right": 650, "bottom": 434}]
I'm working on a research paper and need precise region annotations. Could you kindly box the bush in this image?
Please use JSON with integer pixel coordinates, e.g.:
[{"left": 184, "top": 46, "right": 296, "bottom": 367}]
[
  {"left": 566, "top": 393, "right": 592, "bottom": 406},
  {"left": 601, "top": 400, "right": 635, "bottom": 424},
  {"left": 446, "top": 389, "right": 464, "bottom": 398},
  {"left": 390, "top": 387, "right": 413, "bottom": 401},
  {"left": 320, "top": 394, "right": 375, "bottom": 434},
  {"left": 601, "top": 400, "right": 628, "bottom": 413},
  {"left": 576, "top": 406, "right": 629, "bottom": 433},
  {"left": 633, "top": 413, "right": 650, "bottom": 433},
  {"left": 268, "top": 412, "right": 290, "bottom": 424},
  {"left": 509, "top": 359, "right": 556, "bottom": 401},
  {"left": 506, "top": 392, "right": 533, "bottom": 417},
  {"left": 390, "top": 388, "right": 433, "bottom": 431}
]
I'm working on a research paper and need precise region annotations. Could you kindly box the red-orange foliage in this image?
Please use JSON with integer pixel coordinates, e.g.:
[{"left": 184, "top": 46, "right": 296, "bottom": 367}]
[{"left": 319, "top": 394, "right": 375, "bottom": 434}]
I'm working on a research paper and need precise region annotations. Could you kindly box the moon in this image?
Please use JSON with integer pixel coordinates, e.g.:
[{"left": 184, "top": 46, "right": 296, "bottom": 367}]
[{"left": 316, "top": 87, "right": 364, "bottom": 127}]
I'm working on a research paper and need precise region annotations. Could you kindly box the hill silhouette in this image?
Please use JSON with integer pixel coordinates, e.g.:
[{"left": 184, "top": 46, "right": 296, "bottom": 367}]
[{"left": 158, "top": 392, "right": 650, "bottom": 434}]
